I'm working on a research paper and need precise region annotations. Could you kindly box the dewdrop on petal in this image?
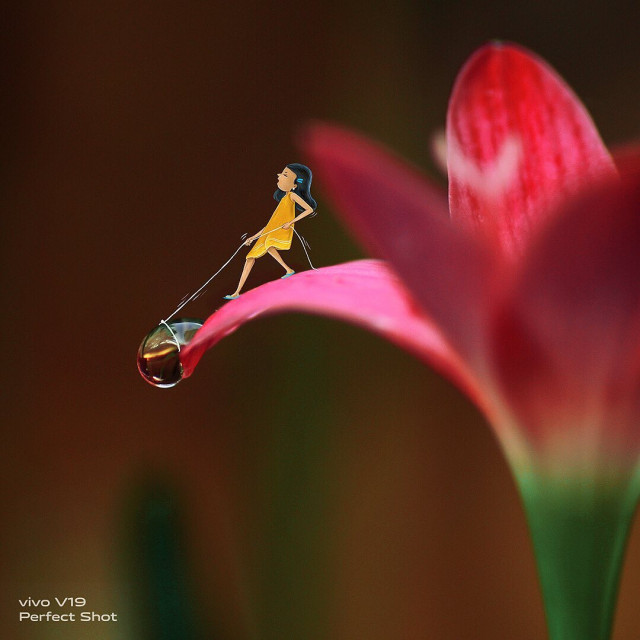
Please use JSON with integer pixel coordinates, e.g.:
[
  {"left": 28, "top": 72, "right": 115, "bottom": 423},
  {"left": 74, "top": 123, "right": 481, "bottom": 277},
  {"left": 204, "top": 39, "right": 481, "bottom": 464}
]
[
  {"left": 137, "top": 165, "right": 318, "bottom": 388},
  {"left": 137, "top": 319, "right": 203, "bottom": 388}
]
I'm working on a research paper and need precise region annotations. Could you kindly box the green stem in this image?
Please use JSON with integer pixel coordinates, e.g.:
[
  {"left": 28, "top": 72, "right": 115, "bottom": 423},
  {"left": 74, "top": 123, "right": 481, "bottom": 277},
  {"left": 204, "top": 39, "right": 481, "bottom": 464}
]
[{"left": 516, "top": 470, "right": 640, "bottom": 640}]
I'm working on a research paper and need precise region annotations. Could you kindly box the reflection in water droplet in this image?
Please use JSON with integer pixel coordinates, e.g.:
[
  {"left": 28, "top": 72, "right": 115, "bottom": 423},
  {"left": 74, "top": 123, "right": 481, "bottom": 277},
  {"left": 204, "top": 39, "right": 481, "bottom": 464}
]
[{"left": 137, "top": 319, "right": 203, "bottom": 388}]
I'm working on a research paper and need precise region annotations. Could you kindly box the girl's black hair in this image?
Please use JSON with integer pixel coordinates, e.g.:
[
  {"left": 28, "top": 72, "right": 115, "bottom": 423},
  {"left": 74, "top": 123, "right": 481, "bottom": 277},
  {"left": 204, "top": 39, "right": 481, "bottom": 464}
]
[{"left": 274, "top": 163, "right": 318, "bottom": 216}]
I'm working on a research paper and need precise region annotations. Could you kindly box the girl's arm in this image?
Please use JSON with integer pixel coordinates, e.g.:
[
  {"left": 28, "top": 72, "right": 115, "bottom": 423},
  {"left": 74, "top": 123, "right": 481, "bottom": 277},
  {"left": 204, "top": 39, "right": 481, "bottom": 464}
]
[
  {"left": 244, "top": 227, "right": 265, "bottom": 246},
  {"left": 288, "top": 192, "right": 314, "bottom": 224}
]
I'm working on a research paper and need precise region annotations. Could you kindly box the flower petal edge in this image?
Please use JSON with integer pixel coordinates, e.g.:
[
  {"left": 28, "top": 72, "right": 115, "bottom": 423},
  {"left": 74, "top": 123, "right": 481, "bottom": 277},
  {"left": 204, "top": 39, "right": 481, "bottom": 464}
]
[{"left": 180, "top": 260, "right": 485, "bottom": 407}]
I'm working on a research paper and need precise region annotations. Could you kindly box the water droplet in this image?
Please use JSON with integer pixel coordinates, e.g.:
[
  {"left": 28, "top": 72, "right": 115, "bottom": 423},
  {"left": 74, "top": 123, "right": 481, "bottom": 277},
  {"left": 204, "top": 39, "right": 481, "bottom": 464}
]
[{"left": 137, "top": 319, "right": 203, "bottom": 388}]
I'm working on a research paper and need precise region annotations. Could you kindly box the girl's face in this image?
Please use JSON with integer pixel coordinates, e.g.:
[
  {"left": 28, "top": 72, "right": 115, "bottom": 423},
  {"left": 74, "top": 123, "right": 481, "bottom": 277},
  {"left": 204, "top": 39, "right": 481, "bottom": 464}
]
[{"left": 277, "top": 167, "right": 297, "bottom": 191}]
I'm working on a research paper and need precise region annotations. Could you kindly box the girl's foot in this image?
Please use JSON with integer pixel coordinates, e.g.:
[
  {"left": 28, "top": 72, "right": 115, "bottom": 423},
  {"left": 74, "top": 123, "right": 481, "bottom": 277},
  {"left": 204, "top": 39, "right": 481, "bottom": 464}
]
[
  {"left": 223, "top": 293, "right": 240, "bottom": 300},
  {"left": 281, "top": 270, "right": 295, "bottom": 279}
]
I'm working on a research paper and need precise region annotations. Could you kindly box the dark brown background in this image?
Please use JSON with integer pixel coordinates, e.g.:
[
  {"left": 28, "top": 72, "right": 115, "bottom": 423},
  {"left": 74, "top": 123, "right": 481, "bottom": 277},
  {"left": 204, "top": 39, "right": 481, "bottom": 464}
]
[{"left": 2, "top": 2, "right": 640, "bottom": 639}]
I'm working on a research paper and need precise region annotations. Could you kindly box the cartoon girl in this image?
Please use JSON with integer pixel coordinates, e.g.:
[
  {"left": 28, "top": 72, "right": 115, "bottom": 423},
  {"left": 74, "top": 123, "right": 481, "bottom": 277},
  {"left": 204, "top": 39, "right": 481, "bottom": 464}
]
[{"left": 224, "top": 163, "right": 317, "bottom": 299}]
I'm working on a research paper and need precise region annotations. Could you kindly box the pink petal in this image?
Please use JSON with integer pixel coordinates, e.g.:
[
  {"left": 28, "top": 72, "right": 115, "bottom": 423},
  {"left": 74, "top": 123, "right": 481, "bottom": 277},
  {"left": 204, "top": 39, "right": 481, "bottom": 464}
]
[
  {"left": 301, "top": 123, "right": 495, "bottom": 361},
  {"left": 489, "top": 172, "right": 640, "bottom": 467},
  {"left": 180, "top": 260, "right": 484, "bottom": 407},
  {"left": 447, "top": 43, "right": 617, "bottom": 260}
]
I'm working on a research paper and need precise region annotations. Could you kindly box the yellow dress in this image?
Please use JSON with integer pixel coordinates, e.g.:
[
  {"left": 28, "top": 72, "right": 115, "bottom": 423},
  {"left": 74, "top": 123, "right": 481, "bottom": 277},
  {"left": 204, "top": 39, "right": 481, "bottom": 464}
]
[{"left": 246, "top": 193, "right": 295, "bottom": 258}]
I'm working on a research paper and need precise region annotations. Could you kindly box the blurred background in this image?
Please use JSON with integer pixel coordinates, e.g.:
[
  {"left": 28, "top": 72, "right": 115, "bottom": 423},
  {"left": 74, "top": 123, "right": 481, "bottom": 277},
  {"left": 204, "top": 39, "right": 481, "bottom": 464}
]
[{"left": 2, "top": 1, "right": 640, "bottom": 638}]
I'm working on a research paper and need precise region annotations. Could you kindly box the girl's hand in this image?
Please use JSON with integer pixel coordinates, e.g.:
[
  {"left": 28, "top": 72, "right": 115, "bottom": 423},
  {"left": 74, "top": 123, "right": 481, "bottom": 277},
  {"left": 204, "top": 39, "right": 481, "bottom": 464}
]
[
  {"left": 244, "top": 237, "right": 254, "bottom": 246},
  {"left": 282, "top": 222, "right": 291, "bottom": 229}
]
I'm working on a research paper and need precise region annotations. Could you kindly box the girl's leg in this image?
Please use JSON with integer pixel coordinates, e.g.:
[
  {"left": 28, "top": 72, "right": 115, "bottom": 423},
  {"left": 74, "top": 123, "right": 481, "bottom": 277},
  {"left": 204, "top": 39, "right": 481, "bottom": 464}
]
[
  {"left": 229, "top": 257, "right": 255, "bottom": 296},
  {"left": 267, "top": 247, "right": 294, "bottom": 274}
]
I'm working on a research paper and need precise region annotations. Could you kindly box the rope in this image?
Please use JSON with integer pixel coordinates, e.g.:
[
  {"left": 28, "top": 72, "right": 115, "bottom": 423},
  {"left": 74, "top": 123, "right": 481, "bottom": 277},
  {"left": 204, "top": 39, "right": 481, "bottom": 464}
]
[
  {"left": 160, "top": 319, "right": 181, "bottom": 352},
  {"left": 162, "top": 221, "right": 316, "bottom": 323}
]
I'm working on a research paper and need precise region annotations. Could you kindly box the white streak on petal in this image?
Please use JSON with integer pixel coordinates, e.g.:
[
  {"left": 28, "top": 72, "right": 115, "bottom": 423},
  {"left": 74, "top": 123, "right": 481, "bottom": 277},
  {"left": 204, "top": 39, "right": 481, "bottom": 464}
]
[{"left": 448, "top": 133, "right": 522, "bottom": 202}]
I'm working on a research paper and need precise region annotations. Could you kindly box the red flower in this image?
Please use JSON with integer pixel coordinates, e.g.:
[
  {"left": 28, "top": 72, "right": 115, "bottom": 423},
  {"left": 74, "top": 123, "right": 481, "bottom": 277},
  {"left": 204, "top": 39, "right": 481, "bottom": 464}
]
[{"left": 181, "top": 44, "right": 640, "bottom": 640}]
